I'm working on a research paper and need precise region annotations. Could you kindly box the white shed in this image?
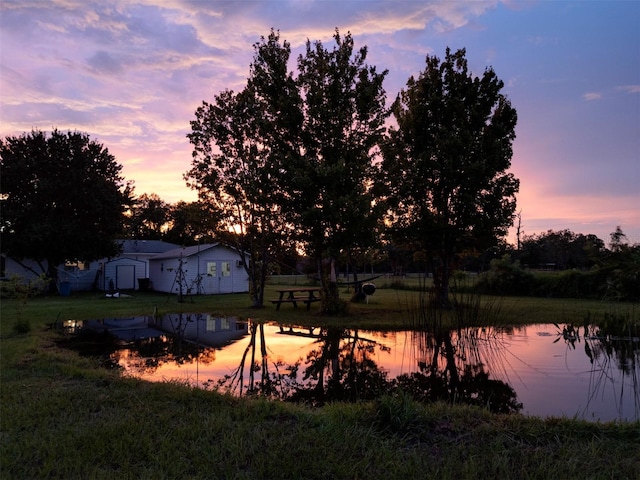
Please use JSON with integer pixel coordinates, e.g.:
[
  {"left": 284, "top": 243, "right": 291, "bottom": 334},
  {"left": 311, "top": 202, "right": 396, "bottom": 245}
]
[
  {"left": 102, "top": 257, "right": 147, "bottom": 291},
  {"left": 98, "top": 240, "right": 179, "bottom": 291},
  {"left": 148, "top": 243, "right": 249, "bottom": 294}
]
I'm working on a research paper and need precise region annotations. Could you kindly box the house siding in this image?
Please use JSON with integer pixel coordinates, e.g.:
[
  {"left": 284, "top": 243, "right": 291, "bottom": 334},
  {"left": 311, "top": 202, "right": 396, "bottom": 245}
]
[
  {"left": 2, "top": 241, "right": 248, "bottom": 295},
  {"left": 149, "top": 244, "right": 249, "bottom": 294},
  {"left": 57, "top": 263, "right": 100, "bottom": 291},
  {"left": 2, "top": 240, "right": 179, "bottom": 293},
  {"left": 1, "top": 256, "right": 48, "bottom": 281}
]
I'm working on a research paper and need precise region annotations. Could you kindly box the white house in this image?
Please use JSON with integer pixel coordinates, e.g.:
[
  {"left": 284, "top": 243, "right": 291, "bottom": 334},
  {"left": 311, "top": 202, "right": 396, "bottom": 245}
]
[{"left": 148, "top": 243, "right": 249, "bottom": 295}]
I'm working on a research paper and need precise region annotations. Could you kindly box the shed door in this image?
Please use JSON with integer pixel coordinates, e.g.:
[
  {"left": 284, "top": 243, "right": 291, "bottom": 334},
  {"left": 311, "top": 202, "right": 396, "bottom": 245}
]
[
  {"left": 204, "top": 261, "right": 233, "bottom": 293},
  {"left": 219, "top": 261, "right": 233, "bottom": 293},
  {"left": 205, "top": 261, "right": 218, "bottom": 293},
  {"left": 116, "top": 265, "right": 136, "bottom": 290}
]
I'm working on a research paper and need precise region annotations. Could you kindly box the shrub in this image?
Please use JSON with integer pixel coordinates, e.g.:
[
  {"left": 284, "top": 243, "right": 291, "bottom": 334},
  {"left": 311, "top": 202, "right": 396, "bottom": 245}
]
[
  {"left": 474, "top": 255, "right": 534, "bottom": 296},
  {"left": 12, "top": 318, "right": 31, "bottom": 334},
  {"left": 0, "top": 274, "right": 50, "bottom": 300}
]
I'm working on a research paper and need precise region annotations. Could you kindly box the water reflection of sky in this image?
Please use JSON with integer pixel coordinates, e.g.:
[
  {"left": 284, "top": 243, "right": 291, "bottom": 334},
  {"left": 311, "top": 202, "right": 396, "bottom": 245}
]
[
  {"left": 501, "top": 325, "right": 639, "bottom": 422},
  {"left": 95, "top": 319, "right": 638, "bottom": 423}
]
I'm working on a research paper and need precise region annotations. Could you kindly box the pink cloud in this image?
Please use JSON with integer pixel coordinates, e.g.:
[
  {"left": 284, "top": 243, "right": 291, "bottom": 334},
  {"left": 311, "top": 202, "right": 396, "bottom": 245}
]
[
  {"left": 617, "top": 85, "right": 640, "bottom": 94},
  {"left": 583, "top": 92, "right": 601, "bottom": 101}
]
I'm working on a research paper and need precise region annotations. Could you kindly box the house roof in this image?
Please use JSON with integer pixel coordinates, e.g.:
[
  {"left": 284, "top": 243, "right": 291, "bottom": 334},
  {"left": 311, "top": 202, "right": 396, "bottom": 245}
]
[
  {"left": 150, "top": 243, "right": 221, "bottom": 260},
  {"left": 117, "top": 239, "right": 180, "bottom": 254},
  {"left": 105, "top": 256, "right": 147, "bottom": 265},
  {"left": 150, "top": 243, "right": 251, "bottom": 261}
]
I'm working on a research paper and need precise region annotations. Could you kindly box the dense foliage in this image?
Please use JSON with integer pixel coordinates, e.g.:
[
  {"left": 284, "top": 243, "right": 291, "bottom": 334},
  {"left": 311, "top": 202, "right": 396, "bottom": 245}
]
[
  {"left": 0, "top": 129, "right": 130, "bottom": 285},
  {"left": 121, "top": 196, "right": 220, "bottom": 246},
  {"left": 518, "top": 229, "right": 605, "bottom": 270},
  {"left": 187, "top": 30, "right": 388, "bottom": 312},
  {"left": 476, "top": 236, "right": 640, "bottom": 301},
  {"left": 382, "top": 48, "right": 519, "bottom": 307},
  {"left": 186, "top": 31, "right": 300, "bottom": 308}
]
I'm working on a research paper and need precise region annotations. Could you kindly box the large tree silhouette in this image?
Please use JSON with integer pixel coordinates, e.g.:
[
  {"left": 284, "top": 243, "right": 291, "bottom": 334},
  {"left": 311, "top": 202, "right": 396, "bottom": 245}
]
[
  {"left": 187, "top": 30, "right": 387, "bottom": 312},
  {"left": 1, "top": 129, "right": 130, "bottom": 287},
  {"left": 382, "top": 48, "right": 519, "bottom": 306}
]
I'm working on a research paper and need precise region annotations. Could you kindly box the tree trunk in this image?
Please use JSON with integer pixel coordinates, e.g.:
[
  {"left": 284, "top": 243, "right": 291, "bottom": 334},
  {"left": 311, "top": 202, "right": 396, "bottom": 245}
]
[
  {"left": 46, "top": 259, "right": 59, "bottom": 294},
  {"left": 433, "top": 251, "right": 454, "bottom": 308},
  {"left": 247, "top": 247, "right": 268, "bottom": 308},
  {"left": 320, "top": 257, "right": 345, "bottom": 314}
]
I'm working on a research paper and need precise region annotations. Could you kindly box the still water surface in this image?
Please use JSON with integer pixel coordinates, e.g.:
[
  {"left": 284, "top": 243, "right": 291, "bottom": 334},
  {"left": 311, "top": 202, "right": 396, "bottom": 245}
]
[{"left": 72, "top": 314, "right": 639, "bottom": 422}]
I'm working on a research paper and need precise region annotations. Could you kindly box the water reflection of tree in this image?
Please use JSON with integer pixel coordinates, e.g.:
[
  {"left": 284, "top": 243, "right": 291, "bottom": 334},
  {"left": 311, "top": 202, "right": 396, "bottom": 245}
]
[
  {"left": 214, "top": 323, "right": 278, "bottom": 397},
  {"left": 217, "top": 323, "right": 522, "bottom": 413},
  {"left": 393, "top": 328, "right": 522, "bottom": 414},
  {"left": 556, "top": 324, "right": 639, "bottom": 419},
  {"left": 288, "top": 328, "right": 391, "bottom": 405},
  {"left": 215, "top": 325, "right": 390, "bottom": 403}
]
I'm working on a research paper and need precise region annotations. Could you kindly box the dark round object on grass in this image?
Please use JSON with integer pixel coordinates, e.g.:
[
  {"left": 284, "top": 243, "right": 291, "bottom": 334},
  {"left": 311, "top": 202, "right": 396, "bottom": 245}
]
[{"left": 362, "top": 283, "right": 376, "bottom": 296}]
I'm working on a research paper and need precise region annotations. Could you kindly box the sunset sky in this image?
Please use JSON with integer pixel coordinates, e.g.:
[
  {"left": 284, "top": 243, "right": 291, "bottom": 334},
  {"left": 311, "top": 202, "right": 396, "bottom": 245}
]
[{"left": 1, "top": 0, "right": 638, "bottom": 245}]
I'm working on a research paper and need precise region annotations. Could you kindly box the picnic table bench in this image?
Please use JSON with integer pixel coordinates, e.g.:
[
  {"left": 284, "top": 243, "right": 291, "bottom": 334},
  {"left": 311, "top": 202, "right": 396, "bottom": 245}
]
[{"left": 271, "top": 287, "right": 321, "bottom": 311}]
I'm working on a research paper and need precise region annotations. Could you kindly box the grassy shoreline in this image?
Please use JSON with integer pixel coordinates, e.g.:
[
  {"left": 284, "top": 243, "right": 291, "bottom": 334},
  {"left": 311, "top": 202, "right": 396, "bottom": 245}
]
[
  {"left": 3, "top": 283, "right": 637, "bottom": 330},
  {"left": 2, "top": 286, "right": 639, "bottom": 478}
]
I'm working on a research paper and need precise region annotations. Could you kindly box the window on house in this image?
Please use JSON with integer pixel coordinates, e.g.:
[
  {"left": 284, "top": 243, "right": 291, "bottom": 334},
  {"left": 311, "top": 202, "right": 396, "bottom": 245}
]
[
  {"left": 221, "top": 261, "right": 231, "bottom": 277},
  {"left": 207, "top": 262, "right": 217, "bottom": 276},
  {"left": 64, "top": 260, "right": 90, "bottom": 271}
]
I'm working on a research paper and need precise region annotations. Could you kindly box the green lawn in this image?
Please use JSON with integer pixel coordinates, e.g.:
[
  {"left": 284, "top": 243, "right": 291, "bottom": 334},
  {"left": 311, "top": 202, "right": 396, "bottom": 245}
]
[{"left": 3, "top": 280, "right": 635, "bottom": 333}]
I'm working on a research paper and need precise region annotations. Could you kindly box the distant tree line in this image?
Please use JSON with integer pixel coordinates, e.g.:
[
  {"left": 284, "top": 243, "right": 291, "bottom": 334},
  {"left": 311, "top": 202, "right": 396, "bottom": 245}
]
[
  {"left": 517, "top": 229, "right": 605, "bottom": 270},
  {"left": 474, "top": 227, "right": 639, "bottom": 301}
]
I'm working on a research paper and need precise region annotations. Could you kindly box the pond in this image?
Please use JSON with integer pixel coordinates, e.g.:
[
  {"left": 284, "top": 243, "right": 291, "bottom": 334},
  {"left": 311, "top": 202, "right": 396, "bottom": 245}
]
[{"left": 63, "top": 313, "right": 640, "bottom": 422}]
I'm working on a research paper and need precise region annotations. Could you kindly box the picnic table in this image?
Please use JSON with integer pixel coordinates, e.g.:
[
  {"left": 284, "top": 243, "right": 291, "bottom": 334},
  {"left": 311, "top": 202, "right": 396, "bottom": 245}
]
[{"left": 271, "top": 287, "right": 321, "bottom": 311}]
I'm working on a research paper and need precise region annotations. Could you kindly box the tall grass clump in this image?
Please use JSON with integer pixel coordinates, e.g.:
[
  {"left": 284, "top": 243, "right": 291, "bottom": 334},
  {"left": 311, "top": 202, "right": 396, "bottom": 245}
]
[
  {"left": 405, "top": 277, "right": 445, "bottom": 331},
  {"left": 449, "top": 272, "right": 505, "bottom": 328},
  {"left": 372, "top": 391, "right": 423, "bottom": 435},
  {"left": 588, "top": 306, "right": 640, "bottom": 338},
  {"left": 406, "top": 272, "right": 504, "bottom": 331}
]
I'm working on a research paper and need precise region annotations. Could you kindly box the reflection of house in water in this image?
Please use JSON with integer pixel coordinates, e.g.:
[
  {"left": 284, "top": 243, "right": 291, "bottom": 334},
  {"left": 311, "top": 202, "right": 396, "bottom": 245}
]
[
  {"left": 77, "top": 314, "right": 249, "bottom": 349},
  {"left": 80, "top": 316, "right": 165, "bottom": 342},
  {"left": 152, "top": 313, "right": 249, "bottom": 348}
]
